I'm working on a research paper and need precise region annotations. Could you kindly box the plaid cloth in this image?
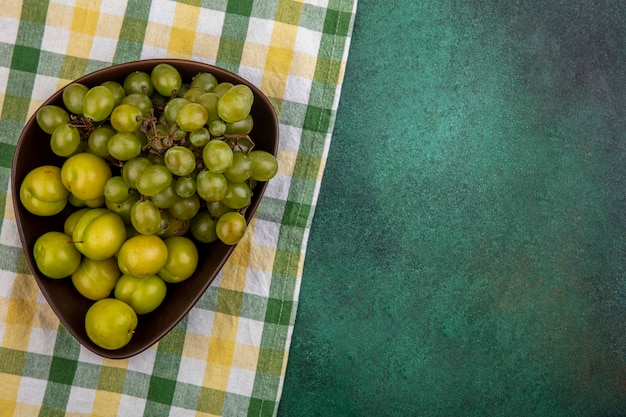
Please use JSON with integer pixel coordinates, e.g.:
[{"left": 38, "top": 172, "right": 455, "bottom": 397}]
[{"left": 0, "top": 1, "right": 356, "bottom": 416}]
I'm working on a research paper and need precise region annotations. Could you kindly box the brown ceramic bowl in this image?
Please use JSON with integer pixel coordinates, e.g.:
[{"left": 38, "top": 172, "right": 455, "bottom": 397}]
[{"left": 11, "top": 59, "right": 278, "bottom": 359}]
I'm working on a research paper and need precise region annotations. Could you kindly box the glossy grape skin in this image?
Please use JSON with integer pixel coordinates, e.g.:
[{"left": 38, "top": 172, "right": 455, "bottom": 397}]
[
  {"left": 206, "top": 200, "right": 234, "bottom": 218},
  {"left": 151, "top": 63, "right": 182, "bottom": 97},
  {"left": 83, "top": 86, "right": 115, "bottom": 122},
  {"left": 110, "top": 104, "right": 143, "bottom": 133},
  {"left": 121, "top": 93, "right": 153, "bottom": 117},
  {"left": 174, "top": 176, "right": 196, "bottom": 199},
  {"left": 37, "top": 105, "right": 70, "bottom": 134},
  {"left": 131, "top": 199, "right": 162, "bottom": 235},
  {"left": 163, "top": 97, "right": 190, "bottom": 125},
  {"left": 104, "top": 176, "right": 133, "bottom": 204},
  {"left": 202, "top": 139, "right": 233, "bottom": 173},
  {"left": 189, "top": 127, "right": 211, "bottom": 147},
  {"left": 190, "top": 210, "right": 218, "bottom": 243},
  {"left": 213, "top": 82, "right": 233, "bottom": 98},
  {"left": 151, "top": 182, "right": 180, "bottom": 209},
  {"left": 190, "top": 72, "right": 217, "bottom": 92},
  {"left": 87, "top": 126, "right": 116, "bottom": 158},
  {"left": 167, "top": 193, "right": 200, "bottom": 220},
  {"left": 249, "top": 150, "right": 279, "bottom": 181},
  {"left": 215, "top": 211, "right": 247, "bottom": 245},
  {"left": 223, "top": 152, "right": 252, "bottom": 183},
  {"left": 225, "top": 114, "right": 253, "bottom": 135},
  {"left": 195, "top": 170, "right": 227, "bottom": 202},
  {"left": 182, "top": 87, "right": 206, "bottom": 103},
  {"left": 197, "top": 92, "right": 220, "bottom": 122},
  {"left": 135, "top": 164, "right": 173, "bottom": 197},
  {"left": 107, "top": 132, "right": 142, "bottom": 161},
  {"left": 50, "top": 124, "right": 81, "bottom": 157},
  {"left": 62, "top": 83, "right": 88, "bottom": 114},
  {"left": 217, "top": 84, "right": 253, "bottom": 123},
  {"left": 122, "top": 157, "right": 152, "bottom": 189},
  {"left": 208, "top": 119, "right": 226, "bottom": 137},
  {"left": 106, "top": 194, "right": 140, "bottom": 225},
  {"left": 164, "top": 146, "right": 196, "bottom": 176},
  {"left": 221, "top": 181, "right": 251, "bottom": 209},
  {"left": 176, "top": 103, "right": 208, "bottom": 132},
  {"left": 101, "top": 81, "right": 126, "bottom": 106},
  {"left": 123, "top": 71, "right": 154, "bottom": 96}
]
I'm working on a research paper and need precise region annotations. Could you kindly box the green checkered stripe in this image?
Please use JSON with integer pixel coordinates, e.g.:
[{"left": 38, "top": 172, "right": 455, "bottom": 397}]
[{"left": 0, "top": 1, "right": 357, "bottom": 416}]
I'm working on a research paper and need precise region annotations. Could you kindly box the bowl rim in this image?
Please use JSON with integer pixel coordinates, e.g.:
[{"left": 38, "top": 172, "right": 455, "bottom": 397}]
[{"left": 11, "top": 58, "right": 279, "bottom": 359}]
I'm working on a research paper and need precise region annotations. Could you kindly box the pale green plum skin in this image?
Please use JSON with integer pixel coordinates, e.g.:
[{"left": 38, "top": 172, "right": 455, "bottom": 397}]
[{"left": 85, "top": 298, "right": 138, "bottom": 350}]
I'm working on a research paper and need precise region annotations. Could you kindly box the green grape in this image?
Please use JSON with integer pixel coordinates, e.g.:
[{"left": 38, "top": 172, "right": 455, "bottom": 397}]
[
  {"left": 123, "top": 71, "right": 154, "bottom": 96},
  {"left": 155, "top": 210, "right": 171, "bottom": 236},
  {"left": 196, "top": 170, "right": 227, "bottom": 202},
  {"left": 190, "top": 72, "right": 218, "bottom": 92},
  {"left": 208, "top": 119, "right": 226, "bottom": 137},
  {"left": 216, "top": 211, "right": 247, "bottom": 245},
  {"left": 249, "top": 150, "right": 279, "bottom": 181},
  {"left": 163, "top": 97, "right": 190, "bottom": 125},
  {"left": 106, "top": 193, "right": 139, "bottom": 224},
  {"left": 122, "top": 93, "right": 153, "bottom": 117},
  {"left": 221, "top": 181, "right": 251, "bottom": 209},
  {"left": 135, "top": 164, "right": 173, "bottom": 196},
  {"left": 182, "top": 87, "right": 206, "bottom": 102},
  {"left": 50, "top": 123, "right": 81, "bottom": 157},
  {"left": 107, "top": 131, "right": 142, "bottom": 161},
  {"left": 225, "top": 114, "right": 253, "bottom": 135},
  {"left": 202, "top": 139, "right": 233, "bottom": 173},
  {"left": 104, "top": 176, "right": 132, "bottom": 204},
  {"left": 190, "top": 210, "right": 218, "bottom": 243},
  {"left": 164, "top": 146, "right": 196, "bottom": 176},
  {"left": 62, "top": 83, "right": 88, "bottom": 114},
  {"left": 87, "top": 125, "right": 116, "bottom": 158},
  {"left": 174, "top": 176, "right": 196, "bottom": 198},
  {"left": 131, "top": 199, "right": 161, "bottom": 235},
  {"left": 36, "top": 105, "right": 70, "bottom": 134},
  {"left": 151, "top": 182, "right": 180, "bottom": 209},
  {"left": 110, "top": 103, "right": 143, "bottom": 133},
  {"left": 223, "top": 152, "right": 252, "bottom": 183},
  {"left": 197, "top": 92, "right": 220, "bottom": 122},
  {"left": 151, "top": 63, "right": 182, "bottom": 97},
  {"left": 177, "top": 83, "right": 190, "bottom": 98},
  {"left": 122, "top": 157, "right": 153, "bottom": 188},
  {"left": 213, "top": 82, "right": 233, "bottom": 98},
  {"left": 150, "top": 91, "right": 168, "bottom": 107},
  {"left": 101, "top": 80, "right": 126, "bottom": 106},
  {"left": 176, "top": 102, "right": 208, "bottom": 132},
  {"left": 217, "top": 84, "right": 253, "bottom": 123},
  {"left": 189, "top": 127, "right": 211, "bottom": 147},
  {"left": 82, "top": 85, "right": 115, "bottom": 122},
  {"left": 206, "top": 200, "right": 234, "bottom": 218},
  {"left": 167, "top": 193, "right": 200, "bottom": 220}
]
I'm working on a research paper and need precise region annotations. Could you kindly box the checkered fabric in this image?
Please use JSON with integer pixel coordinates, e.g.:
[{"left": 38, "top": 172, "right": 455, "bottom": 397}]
[{"left": 0, "top": 1, "right": 356, "bottom": 416}]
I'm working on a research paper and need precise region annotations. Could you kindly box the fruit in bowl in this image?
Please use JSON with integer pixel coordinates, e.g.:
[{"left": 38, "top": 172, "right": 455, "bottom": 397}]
[{"left": 11, "top": 59, "right": 279, "bottom": 359}]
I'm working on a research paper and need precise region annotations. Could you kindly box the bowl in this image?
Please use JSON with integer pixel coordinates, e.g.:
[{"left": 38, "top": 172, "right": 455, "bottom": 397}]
[{"left": 11, "top": 59, "right": 279, "bottom": 359}]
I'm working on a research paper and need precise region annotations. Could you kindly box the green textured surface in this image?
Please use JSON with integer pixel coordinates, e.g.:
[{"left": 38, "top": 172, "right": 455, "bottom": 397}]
[{"left": 279, "top": 1, "right": 626, "bottom": 416}]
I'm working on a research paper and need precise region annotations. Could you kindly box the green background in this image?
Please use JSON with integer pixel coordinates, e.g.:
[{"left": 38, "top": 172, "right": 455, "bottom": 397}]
[{"left": 279, "top": 1, "right": 626, "bottom": 416}]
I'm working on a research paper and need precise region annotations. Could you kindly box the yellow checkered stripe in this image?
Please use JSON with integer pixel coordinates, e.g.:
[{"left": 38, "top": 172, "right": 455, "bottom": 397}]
[{"left": 0, "top": 0, "right": 357, "bottom": 416}]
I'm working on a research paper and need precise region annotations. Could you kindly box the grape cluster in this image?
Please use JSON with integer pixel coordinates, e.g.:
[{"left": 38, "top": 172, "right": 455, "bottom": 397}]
[{"left": 36, "top": 63, "right": 278, "bottom": 246}]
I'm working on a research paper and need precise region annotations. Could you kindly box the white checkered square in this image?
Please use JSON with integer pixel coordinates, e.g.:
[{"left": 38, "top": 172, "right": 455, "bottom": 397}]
[
  {"left": 140, "top": 45, "right": 169, "bottom": 60},
  {"left": 278, "top": 124, "right": 304, "bottom": 153},
  {"left": 27, "top": 327, "right": 58, "bottom": 356},
  {"left": 226, "top": 366, "right": 256, "bottom": 397},
  {"left": 246, "top": 17, "right": 274, "bottom": 46},
  {"left": 40, "top": 26, "right": 70, "bottom": 55},
  {"left": 235, "top": 317, "right": 265, "bottom": 346},
  {"left": 0, "top": 16, "right": 20, "bottom": 46},
  {"left": 252, "top": 219, "right": 281, "bottom": 248},
  {"left": 31, "top": 74, "right": 62, "bottom": 101},
  {"left": 17, "top": 376, "right": 47, "bottom": 406},
  {"left": 237, "top": 65, "right": 264, "bottom": 89},
  {"left": 117, "top": 395, "right": 147, "bottom": 417},
  {"left": 99, "top": 0, "right": 128, "bottom": 16},
  {"left": 1, "top": 218, "right": 21, "bottom": 248},
  {"left": 0, "top": 269, "right": 15, "bottom": 298},
  {"left": 127, "top": 347, "right": 157, "bottom": 374},
  {"left": 303, "top": 0, "right": 329, "bottom": 7},
  {"left": 263, "top": 173, "right": 291, "bottom": 201},
  {"left": 294, "top": 26, "right": 322, "bottom": 56},
  {"left": 89, "top": 36, "right": 118, "bottom": 62},
  {"left": 77, "top": 346, "right": 104, "bottom": 365},
  {"left": 243, "top": 268, "right": 272, "bottom": 298},
  {"left": 66, "top": 386, "right": 96, "bottom": 414},
  {"left": 147, "top": 0, "right": 176, "bottom": 26},
  {"left": 186, "top": 307, "right": 216, "bottom": 336},
  {"left": 283, "top": 74, "right": 313, "bottom": 104},
  {"left": 196, "top": 8, "right": 225, "bottom": 36},
  {"left": 176, "top": 356, "right": 206, "bottom": 386}
]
